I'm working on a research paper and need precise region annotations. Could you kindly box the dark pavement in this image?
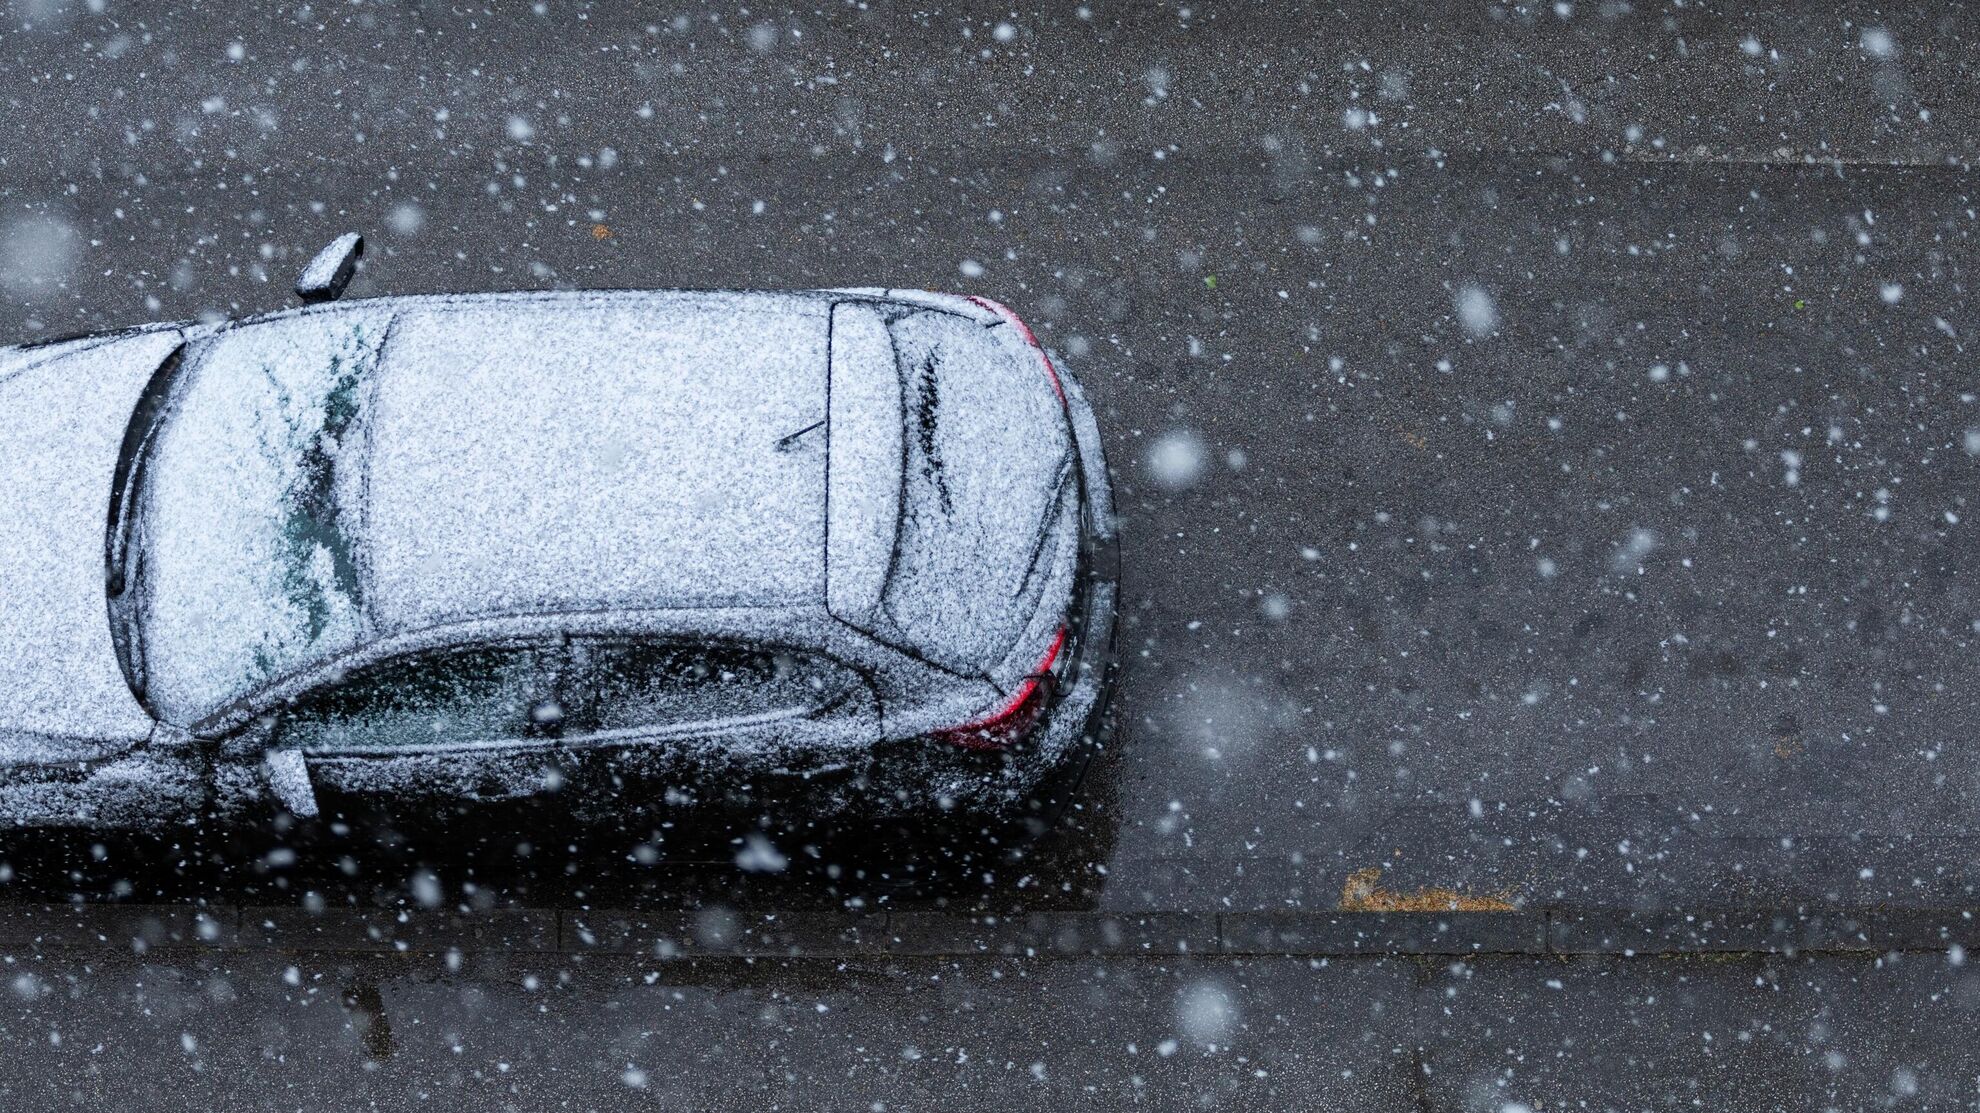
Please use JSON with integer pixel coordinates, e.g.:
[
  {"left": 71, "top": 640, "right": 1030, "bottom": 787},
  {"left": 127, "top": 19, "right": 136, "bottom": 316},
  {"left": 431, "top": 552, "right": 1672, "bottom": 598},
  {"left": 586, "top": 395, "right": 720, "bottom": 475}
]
[
  {"left": 5, "top": 0, "right": 1980, "bottom": 1108},
  {"left": 6, "top": 946, "right": 1978, "bottom": 1112}
]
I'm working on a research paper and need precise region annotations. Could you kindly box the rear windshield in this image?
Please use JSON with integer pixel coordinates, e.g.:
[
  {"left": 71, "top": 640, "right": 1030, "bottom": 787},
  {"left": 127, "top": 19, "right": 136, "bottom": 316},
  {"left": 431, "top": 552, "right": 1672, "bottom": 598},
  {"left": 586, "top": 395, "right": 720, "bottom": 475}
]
[
  {"left": 274, "top": 640, "right": 858, "bottom": 753},
  {"left": 880, "top": 310, "right": 1073, "bottom": 672}
]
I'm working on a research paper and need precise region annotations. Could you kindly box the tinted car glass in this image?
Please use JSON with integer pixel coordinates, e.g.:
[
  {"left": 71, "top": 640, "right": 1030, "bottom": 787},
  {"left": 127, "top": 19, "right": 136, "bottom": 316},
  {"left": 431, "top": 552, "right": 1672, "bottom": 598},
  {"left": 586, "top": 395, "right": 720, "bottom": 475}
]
[
  {"left": 274, "top": 646, "right": 553, "bottom": 752},
  {"left": 558, "top": 641, "right": 856, "bottom": 741}
]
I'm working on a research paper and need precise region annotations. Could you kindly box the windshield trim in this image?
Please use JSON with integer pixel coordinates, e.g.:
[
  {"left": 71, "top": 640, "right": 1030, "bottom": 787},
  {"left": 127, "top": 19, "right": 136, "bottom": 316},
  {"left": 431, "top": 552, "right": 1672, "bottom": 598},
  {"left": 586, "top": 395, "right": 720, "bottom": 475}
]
[{"left": 104, "top": 339, "right": 192, "bottom": 715}]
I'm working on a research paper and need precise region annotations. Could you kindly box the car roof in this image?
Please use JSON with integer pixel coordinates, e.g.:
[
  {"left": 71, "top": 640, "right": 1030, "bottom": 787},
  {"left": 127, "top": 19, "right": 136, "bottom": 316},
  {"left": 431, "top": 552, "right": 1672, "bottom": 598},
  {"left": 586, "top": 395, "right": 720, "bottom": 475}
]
[{"left": 359, "top": 292, "right": 834, "bottom": 631}]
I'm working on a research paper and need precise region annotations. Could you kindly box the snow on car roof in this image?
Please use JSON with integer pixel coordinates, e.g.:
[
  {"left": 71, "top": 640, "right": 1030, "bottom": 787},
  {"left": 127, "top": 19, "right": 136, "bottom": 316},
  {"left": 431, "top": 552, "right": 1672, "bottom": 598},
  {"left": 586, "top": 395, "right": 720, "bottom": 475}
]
[{"left": 364, "top": 293, "right": 832, "bottom": 631}]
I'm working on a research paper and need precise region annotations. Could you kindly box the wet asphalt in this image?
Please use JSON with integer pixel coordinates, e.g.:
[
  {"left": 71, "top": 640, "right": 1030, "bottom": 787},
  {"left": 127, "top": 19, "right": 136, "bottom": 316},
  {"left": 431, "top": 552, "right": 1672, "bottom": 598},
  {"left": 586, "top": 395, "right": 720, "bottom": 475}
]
[{"left": 5, "top": 1, "right": 1980, "bottom": 1108}]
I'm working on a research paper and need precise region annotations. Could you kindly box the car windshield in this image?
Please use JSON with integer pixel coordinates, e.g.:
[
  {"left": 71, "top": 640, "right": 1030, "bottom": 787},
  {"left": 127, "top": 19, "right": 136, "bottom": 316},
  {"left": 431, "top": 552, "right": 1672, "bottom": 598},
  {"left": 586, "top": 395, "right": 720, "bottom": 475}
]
[{"left": 117, "top": 309, "right": 394, "bottom": 726}]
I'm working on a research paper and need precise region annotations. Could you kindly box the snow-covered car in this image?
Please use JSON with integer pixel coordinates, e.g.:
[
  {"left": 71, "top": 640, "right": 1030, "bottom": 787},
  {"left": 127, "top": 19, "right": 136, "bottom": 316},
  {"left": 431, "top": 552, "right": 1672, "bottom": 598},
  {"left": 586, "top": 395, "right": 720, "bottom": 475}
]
[{"left": 0, "top": 287, "right": 1116, "bottom": 831}]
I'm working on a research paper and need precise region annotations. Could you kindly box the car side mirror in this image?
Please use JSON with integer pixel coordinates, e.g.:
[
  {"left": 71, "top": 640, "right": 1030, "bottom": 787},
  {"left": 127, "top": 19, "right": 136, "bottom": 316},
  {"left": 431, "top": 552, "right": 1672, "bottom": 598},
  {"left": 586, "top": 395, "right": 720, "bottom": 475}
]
[
  {"left": 253, "top": 706, "right": 320, "bottom": 817},
  {"left": 208, "top": 710, "right": 320, "bottom": 817},
  {"left": 295, "top": 232, "right": 364, "bottom": 303},
  {"left": 264, "top": 747, "right": 319, "bottom": 818}
]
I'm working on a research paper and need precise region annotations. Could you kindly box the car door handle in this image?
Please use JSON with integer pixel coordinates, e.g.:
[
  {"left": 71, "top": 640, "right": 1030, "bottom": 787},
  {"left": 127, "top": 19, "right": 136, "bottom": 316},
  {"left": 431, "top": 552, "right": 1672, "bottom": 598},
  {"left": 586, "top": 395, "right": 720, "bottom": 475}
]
[{"left": 263, "top": 748, "right": 320, "bottom": 818}]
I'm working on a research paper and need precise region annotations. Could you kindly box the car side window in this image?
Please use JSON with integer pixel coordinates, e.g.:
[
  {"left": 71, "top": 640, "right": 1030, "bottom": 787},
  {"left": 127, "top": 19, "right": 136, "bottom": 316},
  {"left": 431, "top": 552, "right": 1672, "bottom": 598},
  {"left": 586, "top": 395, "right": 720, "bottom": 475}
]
[
  {"left": 557, "top": 640, "right": 856, "bottom": 741},
  {"left": 274, "top": 645, "right": 555, "bottom": 752}
]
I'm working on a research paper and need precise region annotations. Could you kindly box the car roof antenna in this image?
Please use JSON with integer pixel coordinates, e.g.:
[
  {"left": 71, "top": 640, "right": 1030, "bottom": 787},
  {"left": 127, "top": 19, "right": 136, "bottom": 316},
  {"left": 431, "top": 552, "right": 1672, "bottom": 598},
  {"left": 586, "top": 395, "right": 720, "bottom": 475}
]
[{"left": 294, "top": 232, "right": 365, "bottom": 303}]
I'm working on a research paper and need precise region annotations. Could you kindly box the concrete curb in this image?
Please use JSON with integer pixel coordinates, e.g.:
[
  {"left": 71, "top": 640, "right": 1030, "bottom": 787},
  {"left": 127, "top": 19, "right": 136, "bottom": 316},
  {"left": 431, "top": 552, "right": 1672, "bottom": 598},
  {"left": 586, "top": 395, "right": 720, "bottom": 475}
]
[
  {"left": 2, "top": 905, "right": 1978, "bottom": 959},
  {"left": 1548, "top": 909, "right": 1980, "bottom": 955},
  {"left": 1221, "top": 911, "right": 1546, "bottom": 956},
  {"left": 884, "top": 912, "right": 1217, "bottom": 957}
]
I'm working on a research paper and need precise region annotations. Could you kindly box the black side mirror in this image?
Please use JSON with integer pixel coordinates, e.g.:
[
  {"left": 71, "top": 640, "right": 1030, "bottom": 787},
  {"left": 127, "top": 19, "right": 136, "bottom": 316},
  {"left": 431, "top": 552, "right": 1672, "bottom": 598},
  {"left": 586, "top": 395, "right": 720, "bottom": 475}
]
[{"left": 295, "top": 232, "right": 364, "bottom": 303}]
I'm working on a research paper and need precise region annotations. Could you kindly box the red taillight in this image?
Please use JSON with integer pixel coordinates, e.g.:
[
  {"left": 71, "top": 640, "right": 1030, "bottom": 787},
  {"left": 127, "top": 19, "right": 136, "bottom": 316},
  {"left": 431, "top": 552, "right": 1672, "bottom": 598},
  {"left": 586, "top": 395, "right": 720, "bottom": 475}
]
[
  {"left": 964, "top": 295, "right": 1067, "bottom": 404},
  {"left": 932, "top": 626, "right": 1067, "bottom": 752}
]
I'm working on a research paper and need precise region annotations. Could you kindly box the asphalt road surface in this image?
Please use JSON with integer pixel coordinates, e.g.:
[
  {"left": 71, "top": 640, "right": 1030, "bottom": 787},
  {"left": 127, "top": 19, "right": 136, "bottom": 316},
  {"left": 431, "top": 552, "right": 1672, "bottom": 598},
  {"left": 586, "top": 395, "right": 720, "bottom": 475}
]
[{"left": 5, "top": 1, "right": 1980, "bottom": 1109}]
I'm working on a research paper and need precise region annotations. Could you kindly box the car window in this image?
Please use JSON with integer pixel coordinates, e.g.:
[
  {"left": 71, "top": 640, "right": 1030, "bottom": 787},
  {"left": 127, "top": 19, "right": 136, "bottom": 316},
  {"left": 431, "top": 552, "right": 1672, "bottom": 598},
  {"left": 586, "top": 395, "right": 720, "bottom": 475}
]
[
  {"left": 130, "top": 309, "right": 395, "bottom": 726},
  {"left": 880, "top": 309, "right": 1073, "bottom": 672},
  {"left": 557, "top": 640, "right": 857, "bottom": 740},
  {"left": 272, "top": 640, "right": 859, "bottom": 753},
  {"left": 274, "top": 645, "right": 555, "bottom": 753}
]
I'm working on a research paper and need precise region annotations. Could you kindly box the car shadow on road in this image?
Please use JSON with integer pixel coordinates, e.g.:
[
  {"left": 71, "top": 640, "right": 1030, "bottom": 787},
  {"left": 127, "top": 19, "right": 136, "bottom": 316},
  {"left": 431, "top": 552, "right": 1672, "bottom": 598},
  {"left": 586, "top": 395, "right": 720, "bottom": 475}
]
[{"left": 0, "top": 728, "right": 1133, "bottom": 917}]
